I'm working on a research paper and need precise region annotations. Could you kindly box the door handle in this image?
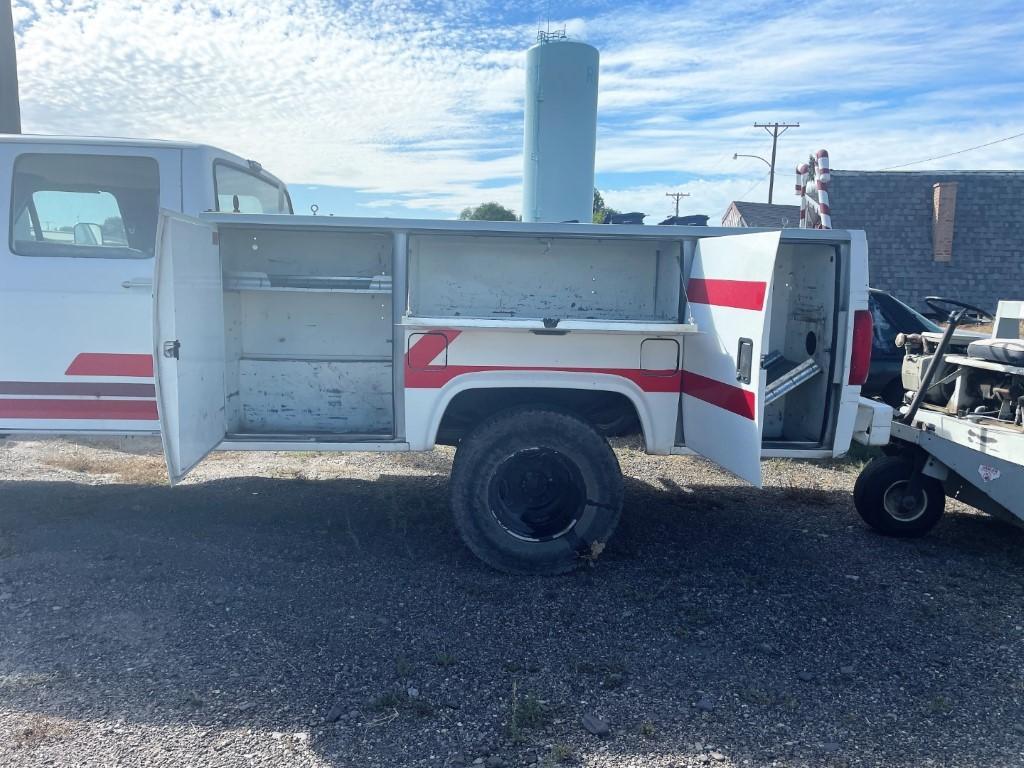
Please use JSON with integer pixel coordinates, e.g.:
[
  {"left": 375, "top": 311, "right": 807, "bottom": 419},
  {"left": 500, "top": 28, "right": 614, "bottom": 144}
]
[
  {"left": 122, "top": 278, "right": 153, "bottom": 289},
  {"left": 736, "top": 337, "right": 753, "bottom": 384}
]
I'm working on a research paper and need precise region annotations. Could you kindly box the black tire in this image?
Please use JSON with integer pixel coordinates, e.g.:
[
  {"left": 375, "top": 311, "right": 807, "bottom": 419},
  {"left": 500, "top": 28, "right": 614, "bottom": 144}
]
[
  {"left": 450, "top": 406, "right": 624, "bottom": 575},
  {"left": 853, "top": 454, "right": 945, "bottom": 537}
]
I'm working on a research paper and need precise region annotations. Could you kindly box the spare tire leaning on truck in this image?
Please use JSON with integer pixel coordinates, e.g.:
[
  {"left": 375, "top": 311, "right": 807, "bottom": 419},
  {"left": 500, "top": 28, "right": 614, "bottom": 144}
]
[{"left": 449, "top": 406, "right": 624, "bottom": 575}]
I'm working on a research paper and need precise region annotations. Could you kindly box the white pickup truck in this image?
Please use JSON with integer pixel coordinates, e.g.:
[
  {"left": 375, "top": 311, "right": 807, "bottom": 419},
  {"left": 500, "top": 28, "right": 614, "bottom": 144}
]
[{"left": 1, "top": 135, "right": 890, "bottom": 574}]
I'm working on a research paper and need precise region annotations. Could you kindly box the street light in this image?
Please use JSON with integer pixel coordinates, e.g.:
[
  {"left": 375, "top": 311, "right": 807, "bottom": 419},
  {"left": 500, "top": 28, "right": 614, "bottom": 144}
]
[
  {"left": 733, "top": 153, "right": 774, "bottom": 202},
  {"left": 733, "top": 152, "right": 771, "bottom": 168}
]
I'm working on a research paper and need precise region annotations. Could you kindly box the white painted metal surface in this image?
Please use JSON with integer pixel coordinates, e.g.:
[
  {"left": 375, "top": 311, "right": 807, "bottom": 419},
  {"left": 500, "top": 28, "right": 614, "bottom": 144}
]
[
  {"left": 0, "top": 135, "right": 289, "bottom": 436},
  {"left": 522, "top": 39, "right": 599, "bottom": 223},
  {"left": 680, "top": 230, "right": 781, "bottom": 486},
  {"left": 153, "top": 213, "right": 227, "bottom": 484}
]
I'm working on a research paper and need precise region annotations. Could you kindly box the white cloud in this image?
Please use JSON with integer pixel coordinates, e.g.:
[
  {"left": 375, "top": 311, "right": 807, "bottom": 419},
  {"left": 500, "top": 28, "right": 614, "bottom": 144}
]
[{"left": 11, "top": 0, "right": 1024, "bottom": 220}]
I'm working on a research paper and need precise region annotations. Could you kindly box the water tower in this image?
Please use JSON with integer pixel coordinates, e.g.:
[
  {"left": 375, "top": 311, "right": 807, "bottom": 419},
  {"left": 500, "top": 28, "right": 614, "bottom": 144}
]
[{"left": 522, "top": 31, "right": 599, "bottom": 224}]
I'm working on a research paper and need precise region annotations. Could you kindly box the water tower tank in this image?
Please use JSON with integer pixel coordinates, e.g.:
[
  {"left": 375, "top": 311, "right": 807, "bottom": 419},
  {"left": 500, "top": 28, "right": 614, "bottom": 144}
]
[{"left": 522, "top": 35, "right": 599, "bottom": 224}]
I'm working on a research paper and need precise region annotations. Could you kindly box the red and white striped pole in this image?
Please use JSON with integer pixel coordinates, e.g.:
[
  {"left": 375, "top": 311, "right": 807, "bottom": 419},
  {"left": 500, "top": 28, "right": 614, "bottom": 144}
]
[
  {"left": 815, "top": 149, "right": 831, "bottom": 229},
  {"left": 795, "top": 150, "right": 831, "bottom": 229}
]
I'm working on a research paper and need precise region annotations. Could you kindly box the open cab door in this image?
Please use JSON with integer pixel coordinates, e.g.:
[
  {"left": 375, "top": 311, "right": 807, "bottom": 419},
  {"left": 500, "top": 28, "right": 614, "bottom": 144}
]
[
  {"left": 680, "top": 231, "right": 781, "bottom": 487},
  {"left": 153, "top": 212, "right": 226, "bottom": 484}
]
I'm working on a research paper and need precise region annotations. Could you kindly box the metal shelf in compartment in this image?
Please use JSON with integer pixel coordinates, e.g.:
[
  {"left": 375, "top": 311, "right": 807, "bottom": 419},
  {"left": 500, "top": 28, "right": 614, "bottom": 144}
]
[{"left": 224, "top": 272, "right": 392, "bottom": 294}]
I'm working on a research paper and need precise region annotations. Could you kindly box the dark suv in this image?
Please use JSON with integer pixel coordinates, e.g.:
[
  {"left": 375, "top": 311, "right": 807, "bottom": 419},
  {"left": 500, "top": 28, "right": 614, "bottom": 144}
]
[{"left": 864, "top": 289, "right": 942, "bottom": 407}]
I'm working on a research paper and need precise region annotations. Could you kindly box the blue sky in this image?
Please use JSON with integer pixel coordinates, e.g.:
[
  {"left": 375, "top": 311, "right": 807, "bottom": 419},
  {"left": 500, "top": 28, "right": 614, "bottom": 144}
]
[{"left": 12, "top": 0, "right": 1024, "bottom": 222}]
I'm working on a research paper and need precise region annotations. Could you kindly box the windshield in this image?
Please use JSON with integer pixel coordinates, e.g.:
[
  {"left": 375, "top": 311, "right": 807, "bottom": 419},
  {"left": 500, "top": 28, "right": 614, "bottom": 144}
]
[{"left": 872, "top": 290, "right": 941, "bottom": 333}]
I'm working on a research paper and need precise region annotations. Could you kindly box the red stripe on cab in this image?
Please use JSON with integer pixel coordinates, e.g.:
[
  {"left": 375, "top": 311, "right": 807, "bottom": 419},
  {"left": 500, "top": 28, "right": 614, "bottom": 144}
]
[
  {"left": 687, "top": 278, "right": 767, "bottom": 311},
  {"left": 681, "top": 370, "right": 756, "bottom": 420},
  {"left": 66, "top": 353, "right": 154, "bottom": 378}
]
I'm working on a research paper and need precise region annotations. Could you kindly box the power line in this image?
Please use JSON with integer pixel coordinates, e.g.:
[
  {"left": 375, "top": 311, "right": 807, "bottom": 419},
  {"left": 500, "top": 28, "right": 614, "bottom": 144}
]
[
  {"left": 738, "top": 171, "right": 771, "bottom": 201},
  {"left": 878, "top": 130, "right": 1024, "bottom": 170}
]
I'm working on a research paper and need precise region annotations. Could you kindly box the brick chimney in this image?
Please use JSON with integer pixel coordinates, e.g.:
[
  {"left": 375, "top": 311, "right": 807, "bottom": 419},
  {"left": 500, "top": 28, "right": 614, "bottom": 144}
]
[{"left": 932, "top": 181, "right": 958, "bottom": 262}]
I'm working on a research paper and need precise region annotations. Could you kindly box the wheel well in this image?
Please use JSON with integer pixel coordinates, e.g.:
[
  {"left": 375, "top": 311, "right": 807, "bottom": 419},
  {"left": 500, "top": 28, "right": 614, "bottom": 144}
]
[{"left": 435, "top": 387, "right": 642, "bottom": 445}]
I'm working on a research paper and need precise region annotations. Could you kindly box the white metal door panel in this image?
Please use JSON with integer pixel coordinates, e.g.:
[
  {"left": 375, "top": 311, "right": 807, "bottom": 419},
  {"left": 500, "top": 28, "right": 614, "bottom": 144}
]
[
  {"left": 154, "top": 212, "right": 226, "bottom": 484},
  {"left": 681, "top": 231, "right": 780, "bottom": 486},
  {"left": 0, "top": 144, "right": 181, "bottom": 434}
]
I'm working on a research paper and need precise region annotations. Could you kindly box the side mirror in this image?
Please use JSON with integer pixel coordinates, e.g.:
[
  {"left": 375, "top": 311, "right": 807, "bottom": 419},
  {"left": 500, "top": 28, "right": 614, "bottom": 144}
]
[{"left": 73, "top": 222, "right": 103, "bottom": 245}]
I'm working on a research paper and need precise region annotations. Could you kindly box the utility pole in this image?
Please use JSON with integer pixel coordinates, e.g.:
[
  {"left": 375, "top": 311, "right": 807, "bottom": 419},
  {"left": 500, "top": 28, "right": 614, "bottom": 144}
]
[
  {"left": 0, "top": 0, "right": 20, "bottom": 134},
  {"left": 665, "top": 191, "right": 689, "bottom": 218},
  {"left": 753, "top": 122, "right": 799, "bottom": 203}
]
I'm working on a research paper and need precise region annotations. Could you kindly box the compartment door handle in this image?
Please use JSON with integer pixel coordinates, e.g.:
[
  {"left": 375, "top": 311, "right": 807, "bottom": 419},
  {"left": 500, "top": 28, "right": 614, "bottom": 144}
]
[{"left": 736, "top": 337, "right": 753, "bottom": 384}]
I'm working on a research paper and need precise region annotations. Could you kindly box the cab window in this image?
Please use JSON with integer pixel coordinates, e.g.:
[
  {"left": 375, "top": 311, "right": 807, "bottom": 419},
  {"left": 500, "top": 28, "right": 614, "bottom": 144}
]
[
  {"left": 214, "top": 162, "right": 291, "bottom": 214},
  {"left": 10, "top": 153, "right": 159, "bottom": 258}
]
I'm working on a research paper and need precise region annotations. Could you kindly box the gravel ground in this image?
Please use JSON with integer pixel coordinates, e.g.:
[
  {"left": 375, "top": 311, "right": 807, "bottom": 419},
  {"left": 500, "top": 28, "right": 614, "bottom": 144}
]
[{"left": 1, "top": 436, "right": 1023, "bottom": 768}]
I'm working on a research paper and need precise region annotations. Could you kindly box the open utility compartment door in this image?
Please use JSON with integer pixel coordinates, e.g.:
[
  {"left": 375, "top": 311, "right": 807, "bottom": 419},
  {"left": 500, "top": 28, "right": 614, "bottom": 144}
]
[
  {"left": 681, "top": 230, "right": 780, "bottom": 487},
  {"left": 153, "top": 212, "right": 226, "bottom": 484}
]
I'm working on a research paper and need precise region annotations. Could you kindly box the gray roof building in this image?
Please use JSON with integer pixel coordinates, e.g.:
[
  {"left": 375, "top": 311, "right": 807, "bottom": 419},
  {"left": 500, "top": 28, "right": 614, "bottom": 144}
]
[
  {"left": 721, "top": 201, "right": 800, "bottom": 228},
  {"left": 725, "top": 170, "right": 1024, "bottom": 313}
]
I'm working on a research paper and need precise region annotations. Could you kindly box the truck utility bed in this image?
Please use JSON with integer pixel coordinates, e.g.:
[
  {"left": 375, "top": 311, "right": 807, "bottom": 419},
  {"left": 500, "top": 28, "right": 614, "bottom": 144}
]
[{"left": 154, "top": 212, "right": 869, "bottom": 488}]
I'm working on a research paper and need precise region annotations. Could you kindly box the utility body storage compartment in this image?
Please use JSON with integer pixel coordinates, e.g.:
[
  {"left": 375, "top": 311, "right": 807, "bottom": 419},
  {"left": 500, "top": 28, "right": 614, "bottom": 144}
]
[{"left": 154, "top": 212, "right": 869, "bottom": 489}]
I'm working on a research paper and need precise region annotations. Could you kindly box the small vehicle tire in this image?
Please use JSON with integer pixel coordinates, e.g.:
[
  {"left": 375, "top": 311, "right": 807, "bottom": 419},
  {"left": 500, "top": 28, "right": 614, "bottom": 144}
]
[
  {"left": 450, "top": 406, "right": 624, "bottom": 575},
  {"left": 853, "top": 454, "right": 945, "bottom": 537}
]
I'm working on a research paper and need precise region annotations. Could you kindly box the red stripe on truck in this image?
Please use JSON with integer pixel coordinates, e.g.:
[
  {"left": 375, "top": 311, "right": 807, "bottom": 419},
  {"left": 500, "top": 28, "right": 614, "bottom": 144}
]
[
  {"left": 0, "top": 399, "right": 158, "bottom": 420},
  {"left": 687, "top": 278, "right": 767, "bottom": 311},
  {"left": 66, "top": 353, "right": 154, "bottom": 378},
  {"left": 681, "top": 371, "right": 756, "bottom": 420},
  {"left": 406, "top": 363, "right": 683, "bottom": 392},
  {"left": 0, "top": 381, "right": 156, "bottom": 397}
]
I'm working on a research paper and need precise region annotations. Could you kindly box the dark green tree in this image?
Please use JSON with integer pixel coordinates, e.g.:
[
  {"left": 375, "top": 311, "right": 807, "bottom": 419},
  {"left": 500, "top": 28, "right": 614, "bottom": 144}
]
[
  {"left": 458, "top": 202, "right": 518, "bottom": 221},
  {"left": 592, "top": 188, "right": 619, "bottom": 223}
]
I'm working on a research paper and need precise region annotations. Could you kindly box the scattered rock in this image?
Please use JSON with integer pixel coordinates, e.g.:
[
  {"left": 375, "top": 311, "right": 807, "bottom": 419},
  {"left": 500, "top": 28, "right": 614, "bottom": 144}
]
[
  {"left": 840, "top": 665, "right": 855, "bottom": 675},
  {"left": 797, "top": 671, "right": 816, "bottom": 682},
  {"left": 473, "top": 758, "right": 484, "bottom": 766},
  {"left": 822, "top": 742, "right": 840, "bottom": 753},
  {"left": 709, "top": 751, "right": 727, "bottom": 762},
  {"left": 693, "top": 696, "right": 715, "bottom": 712},
  {"left": 408, "top": 687, "right": 419, "bottom": 698},
  {"left": 324, "top": 701, "right": 345, "bottom": 723},
  {"left": 582, "top": 713, "right": 611, "bottom": 737},
  {"left": 485, "top": 756, "right": 506, "bottom": 768}
]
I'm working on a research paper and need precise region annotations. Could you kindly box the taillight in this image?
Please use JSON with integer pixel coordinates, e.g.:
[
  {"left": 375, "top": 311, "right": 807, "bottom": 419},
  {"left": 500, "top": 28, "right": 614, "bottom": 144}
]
[{"left": 849, "top": 309, "right": 873, "bottom": 385}]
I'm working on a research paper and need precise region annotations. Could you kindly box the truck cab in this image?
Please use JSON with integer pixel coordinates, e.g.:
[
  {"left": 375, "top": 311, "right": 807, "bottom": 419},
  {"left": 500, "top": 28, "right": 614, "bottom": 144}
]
[{"left": 0, "top": 135, "right": 291, "bottom": 434}]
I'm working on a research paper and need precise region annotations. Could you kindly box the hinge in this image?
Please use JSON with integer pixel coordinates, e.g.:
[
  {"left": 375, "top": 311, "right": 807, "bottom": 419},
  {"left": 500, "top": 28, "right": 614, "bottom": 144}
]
[{"left": 163, "top": 340, "right": 180, "bottom": 359}]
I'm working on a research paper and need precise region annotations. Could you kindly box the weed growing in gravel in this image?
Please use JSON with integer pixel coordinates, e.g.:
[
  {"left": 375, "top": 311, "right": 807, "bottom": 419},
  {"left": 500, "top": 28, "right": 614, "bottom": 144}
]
[
  {"left": 548, "top": 743, "right": 574, "bottom": 763},
  {"left": 506, "top": 682, "right": 548, "bottom": 743},
  {"left": 368, "top": 690, "right": 435, "bottom": 718},
  {"left": 395, "top": 655, "right": 414, "bottom": 678},
  {"left": 434, "top": 650, "right": 457, "bottom": 667},
  {"left": 369, "top": 691, "right": 404, "bottom": 711},
  {"left": 926, "top": 694, "right": 954, "bottom": 715},
  {"left": 638, "top": 721, "right": 656, "bottom": 738}
]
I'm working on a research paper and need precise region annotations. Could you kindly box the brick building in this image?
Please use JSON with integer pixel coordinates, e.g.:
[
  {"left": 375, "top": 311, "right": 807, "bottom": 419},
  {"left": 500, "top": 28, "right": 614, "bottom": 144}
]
[{"left": 724, "top": 170, "right": 1024, "bottom": 313}]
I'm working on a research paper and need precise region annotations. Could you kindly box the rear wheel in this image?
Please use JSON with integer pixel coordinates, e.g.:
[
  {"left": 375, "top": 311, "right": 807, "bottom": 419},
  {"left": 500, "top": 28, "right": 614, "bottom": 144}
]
[
  {"left": 450, "top": 406, "right": 623, "bottom": 575},
  {"left": 853, "top": 454, "right": 945, "bottom": 537}
]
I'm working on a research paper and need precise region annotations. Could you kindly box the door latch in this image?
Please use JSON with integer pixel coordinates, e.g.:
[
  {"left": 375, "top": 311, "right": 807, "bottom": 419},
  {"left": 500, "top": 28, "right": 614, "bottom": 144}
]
[
  {"left": 163, "top": 340, "right": 180, "bottom": 360},
  {"left": 736, "top": 337, "right": 753, "bottom": 384}
]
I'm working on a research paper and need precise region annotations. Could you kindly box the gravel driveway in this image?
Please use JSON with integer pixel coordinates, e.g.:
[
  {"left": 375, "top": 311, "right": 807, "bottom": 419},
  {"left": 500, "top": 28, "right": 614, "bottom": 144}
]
[{"left": 1, "top": 437, "right": 1022, "bottom": 767}]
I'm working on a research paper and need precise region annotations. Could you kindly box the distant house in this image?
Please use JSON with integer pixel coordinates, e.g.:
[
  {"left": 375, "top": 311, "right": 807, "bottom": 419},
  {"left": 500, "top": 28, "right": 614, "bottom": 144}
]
[
  {"left": 724, "top": 170, "right": 1024, "bottom": 313},
  {"left": 721, "top": 201, "right": 800, "bottom": 228}
]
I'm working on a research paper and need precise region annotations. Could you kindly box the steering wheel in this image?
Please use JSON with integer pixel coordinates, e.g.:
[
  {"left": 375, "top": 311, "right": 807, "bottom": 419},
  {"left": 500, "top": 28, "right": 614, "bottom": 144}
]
[{"left": 924, "top": 296, "right": 993, "bottom": 324}]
